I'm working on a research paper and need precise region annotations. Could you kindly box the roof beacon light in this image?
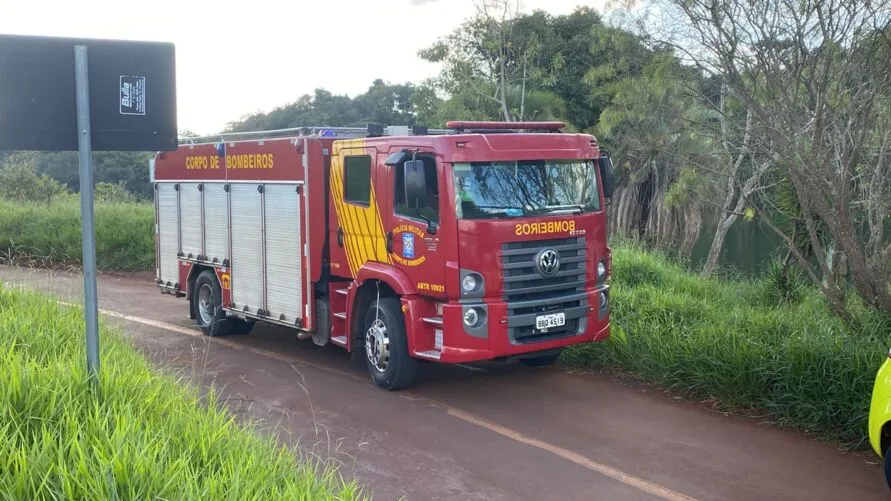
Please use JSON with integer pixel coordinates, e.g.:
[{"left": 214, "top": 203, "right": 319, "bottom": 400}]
[{"left": 445, "top": 121, "right": 566, "bottom": 132}]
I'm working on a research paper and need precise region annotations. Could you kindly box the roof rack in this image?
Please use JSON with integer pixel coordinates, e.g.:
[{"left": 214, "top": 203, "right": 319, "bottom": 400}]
[
  {"left": 177, "top": 120, "right": 567, "bottom": 146},
  {"left": 178, "top": 124, "right": 449, "bottom": 146}
]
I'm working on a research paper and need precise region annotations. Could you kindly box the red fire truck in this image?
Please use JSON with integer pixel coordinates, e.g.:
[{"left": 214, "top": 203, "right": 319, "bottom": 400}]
[{"left": 151, "top": 121, "right": 614, "bottom": 390}]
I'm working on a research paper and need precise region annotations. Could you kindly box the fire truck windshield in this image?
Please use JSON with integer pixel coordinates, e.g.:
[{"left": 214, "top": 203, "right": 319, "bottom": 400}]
[{"left": 453, "top": 160, "right": 600, "bottom": 219}]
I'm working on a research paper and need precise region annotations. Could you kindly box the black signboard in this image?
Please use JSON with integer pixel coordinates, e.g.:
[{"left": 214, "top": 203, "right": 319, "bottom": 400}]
[{"left": 0, "top": 33, "right": 177, "bottom": 151}]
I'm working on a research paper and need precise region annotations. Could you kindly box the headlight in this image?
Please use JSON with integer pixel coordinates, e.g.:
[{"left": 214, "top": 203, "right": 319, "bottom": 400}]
[
  {"left": 462, "top": 274, "right": 478, "bottom": 293},
  {"left": 597, "top": 261, "right": 606, "bottom": 279},
  {"left": 463, "top": 308, "right": 482, "bottom": 327},
  {"left": 460, "top": 269, "right": 484, "bottom": 298}
]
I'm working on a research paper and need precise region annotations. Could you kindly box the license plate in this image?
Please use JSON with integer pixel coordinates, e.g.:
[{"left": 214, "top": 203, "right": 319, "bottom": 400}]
[{"left": 535, "top": 312, "right": 565, "bottom": 330}]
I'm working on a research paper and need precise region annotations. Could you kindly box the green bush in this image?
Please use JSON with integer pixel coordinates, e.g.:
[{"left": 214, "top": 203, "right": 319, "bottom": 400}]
[
  {"left": 0, "top": 284, "right": 364, "bottom": 500},
  {"left": 562, "top": 247, "right": 890, "bottom": 448},
  {"left": 0, "top": 158, "right": 70, "bottom": 204},
  {"left": 93, "top": 182, "right": 139, "bottom": 204},
  {"left": 0, "top": 199, "right": 154, "bottom": 271}
]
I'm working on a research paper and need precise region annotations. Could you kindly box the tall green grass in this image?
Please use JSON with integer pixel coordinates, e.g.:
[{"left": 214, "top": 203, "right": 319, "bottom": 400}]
[
  {"left": 0, "top": 284, "right": 366, "bottom": 500},
  {"left": 0, "top": 198, "right": 153, "bottom": 271},
  {"left": 563, "top": 244, "right": 891, "bottom": 448}
]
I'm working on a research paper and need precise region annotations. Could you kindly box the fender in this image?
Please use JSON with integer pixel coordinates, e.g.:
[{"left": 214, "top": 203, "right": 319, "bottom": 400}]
[
  {"left": 179, "top": 260, "right": 231, "bottom": 318},
  {"left": 356, "top": 261, "right": 416, "bottom": 296},
  {"left": 177, "top": 259, "right": 193, "bottom": 298}
]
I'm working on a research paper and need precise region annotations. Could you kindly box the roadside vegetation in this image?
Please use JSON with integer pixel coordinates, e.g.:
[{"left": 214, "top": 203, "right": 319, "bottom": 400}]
[
  {"left": 0, "top": 196, "right": 152, "bottom": 272},
  {"left": 0, "top": 283, "right": 365, "bottom": 500},
  {"left": 562, "top": 243, "right": 889, "bottom": 448}
]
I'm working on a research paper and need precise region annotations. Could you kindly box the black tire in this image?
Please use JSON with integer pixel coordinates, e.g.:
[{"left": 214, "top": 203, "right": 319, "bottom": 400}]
[
  {"left": 363, "top": 297, "right": 417, "bottom": 390},
  {"left": 192, "top": 270, "right": 235, "bottom": 336},
  {"left": 885, "top": 445, "right": 891, "bottom": 491},
  {"left": 519, "top": 351, "right": 562, "bottom": 367},
  {"left": 228, "top": 319, "right": 255, "bottom": 335}
]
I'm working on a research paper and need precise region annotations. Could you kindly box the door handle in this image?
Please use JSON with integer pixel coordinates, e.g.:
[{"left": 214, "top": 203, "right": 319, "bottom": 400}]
[
  {"left": 337, "top": 227, "right": 344, "bottom": 248},
  {"left": 386, "top": 231, "right": 393, "bottom": 253}
]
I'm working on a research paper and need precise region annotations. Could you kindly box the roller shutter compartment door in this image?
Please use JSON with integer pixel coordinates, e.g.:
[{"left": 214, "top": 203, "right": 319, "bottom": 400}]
[
  {"left": 179, "top": 183, "right": 202, "bottom": 258},
  {"left": 156, "top": 183, "right": 180, "bottom": 287},
  {"left": 229, "top": 184, "right": 264, "bottom": 313},
  {"left": 263, "top": 184, "right": 304, "bottom": 324},
  {"left": 203, "top": 183, "right": 229, "bottom": 263}
]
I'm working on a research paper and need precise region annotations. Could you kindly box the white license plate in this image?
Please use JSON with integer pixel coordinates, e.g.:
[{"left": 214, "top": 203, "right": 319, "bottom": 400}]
[{"left": 535, "top": 312, "right": 565, "bottom": 330}]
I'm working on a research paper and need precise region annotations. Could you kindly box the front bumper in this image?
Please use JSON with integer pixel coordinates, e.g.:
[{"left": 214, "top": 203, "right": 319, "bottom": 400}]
[{"left": 405, "top": 285, "right": 610, "bottom": 364}]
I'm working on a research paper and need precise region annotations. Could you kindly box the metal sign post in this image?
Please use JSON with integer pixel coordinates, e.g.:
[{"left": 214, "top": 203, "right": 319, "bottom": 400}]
[{"left": 74, "top": 45, "right": 101, "bottom": 380}]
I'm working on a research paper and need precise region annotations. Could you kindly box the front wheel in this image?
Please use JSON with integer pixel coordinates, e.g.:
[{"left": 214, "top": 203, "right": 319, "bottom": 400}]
[{"left": 363, "top": 297, "right": 417, "bottom": 391}]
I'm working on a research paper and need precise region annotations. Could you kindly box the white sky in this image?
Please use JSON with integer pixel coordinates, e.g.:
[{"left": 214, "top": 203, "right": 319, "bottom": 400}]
[{"left": 1, "top": 0, "right": 605, "bottom": 135}]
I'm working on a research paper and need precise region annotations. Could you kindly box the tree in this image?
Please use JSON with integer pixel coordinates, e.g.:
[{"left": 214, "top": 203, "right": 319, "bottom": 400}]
[
  {"left": 632, "top": 0, "right": 891, "bottom": 316},
  {"left": 224, "top": 81, "right": 423, "bottom": 132},
  {"left": 0, "top": 153, "right": 70, "bottom": 204},
  {"left": 596, "top": 52, "right": 718, "bottom": 254},
  {"left": 699, "top": 88, "right": 773, "bottom": 278},
  {"left": 419, "top": 0, "right": 568, "bottom": 122},
  {"left": 31, "top": 151, "right": 154, "bottom": 200},
  {"left": 418, "top": 0, "right": 517, "bottom": 121}
]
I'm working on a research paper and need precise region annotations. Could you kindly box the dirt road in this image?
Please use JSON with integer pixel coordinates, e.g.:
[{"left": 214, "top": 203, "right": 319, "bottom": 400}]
[{"left": 1, "top": 265, "right": 887, "bottom": 501}]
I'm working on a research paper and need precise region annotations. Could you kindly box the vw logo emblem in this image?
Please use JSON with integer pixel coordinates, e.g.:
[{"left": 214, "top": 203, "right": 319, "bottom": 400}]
[{"left": 535, "top": 249, "right": 561, "bottom": 276}]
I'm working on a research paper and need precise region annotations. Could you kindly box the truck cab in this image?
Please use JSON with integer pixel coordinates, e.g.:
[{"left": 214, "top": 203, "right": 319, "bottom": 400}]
[{"left": 323, "top": 121, "right": 614, "bottom": 389}]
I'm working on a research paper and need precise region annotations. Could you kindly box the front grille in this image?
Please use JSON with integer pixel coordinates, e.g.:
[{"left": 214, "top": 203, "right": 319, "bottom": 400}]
[{"left": 500, "top": 237, "right": 588, "bottom": 344}]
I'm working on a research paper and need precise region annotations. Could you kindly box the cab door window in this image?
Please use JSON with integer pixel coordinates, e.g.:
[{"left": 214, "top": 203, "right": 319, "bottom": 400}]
[
  {"left": 344, "top": 155, "right": 372, "bottom": 206},
  {"left": 394, "top": 154, "right": 439, "bottom": 224}
]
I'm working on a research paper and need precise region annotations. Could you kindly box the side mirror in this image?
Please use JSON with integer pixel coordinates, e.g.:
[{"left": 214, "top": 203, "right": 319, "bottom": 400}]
[
  {"left": 403, "top": 159, "right": 438, "bottom": 235},
  {"left": 403, "top": 159, "right": 427, "bottom": 208},
  {"left": 598, "top": 154, "right": 615, "bottom": 201}
]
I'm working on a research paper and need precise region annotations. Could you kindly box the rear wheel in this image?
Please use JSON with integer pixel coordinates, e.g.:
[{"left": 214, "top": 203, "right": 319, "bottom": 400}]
[
  {"left": 192, "top": 270, "right": 243, "bottom": 336},
  {"left": 519, "top": 350, "right": 563, "bottom": 367},
  {"left": 363, "top": 297, "right": 417, "bottom": 391},
  {"left": 228, "top": 319, "right": 255, "bottom": 335}
]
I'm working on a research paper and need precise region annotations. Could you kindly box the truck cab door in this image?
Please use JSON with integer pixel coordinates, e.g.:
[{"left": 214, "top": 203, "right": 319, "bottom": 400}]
[
  {"left": 382, "top": 151, "right": 448, "bottom": 298},
  {"left": 328, "top": 140, "right": 389, "bottom": 278}
]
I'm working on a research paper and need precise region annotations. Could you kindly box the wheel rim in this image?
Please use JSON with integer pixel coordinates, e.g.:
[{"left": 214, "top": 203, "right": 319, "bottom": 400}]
[
  {"left": 197, "top": 283, "right": 215, "bottom": 326},
  {"left": 365, "top": 317, "right": 390, "bottom": 372}
]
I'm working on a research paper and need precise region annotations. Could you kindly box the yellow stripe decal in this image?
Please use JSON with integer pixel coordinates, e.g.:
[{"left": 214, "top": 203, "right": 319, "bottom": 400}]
[
  {"left": 330, "top": 150, "right": 361, "bottom": 275},
  {"left": 329, "top": 137, "right": 393, "bottom": 275}
]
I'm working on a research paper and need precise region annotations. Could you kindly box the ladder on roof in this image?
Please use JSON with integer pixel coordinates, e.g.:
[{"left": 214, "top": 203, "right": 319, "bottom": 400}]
[{"left": 179, "top": 124, "right": 449, "bottom": 146}]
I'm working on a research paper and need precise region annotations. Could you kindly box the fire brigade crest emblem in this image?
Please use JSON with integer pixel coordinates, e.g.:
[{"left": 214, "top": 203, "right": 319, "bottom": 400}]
[{"left": 402, "top": 232, "right": 415, "bottom": 259}]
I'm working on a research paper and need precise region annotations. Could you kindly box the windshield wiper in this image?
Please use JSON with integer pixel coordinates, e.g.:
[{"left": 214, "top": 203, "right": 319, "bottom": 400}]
[
  {"left": 543, "top": 204, "right": 584, "bottom": 215},
  {"left": 469, "top": 205, "right": 527, "bottom": 216}
]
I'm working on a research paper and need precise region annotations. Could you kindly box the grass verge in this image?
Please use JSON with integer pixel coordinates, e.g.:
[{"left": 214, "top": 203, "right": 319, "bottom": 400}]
[
  {"left": 0, "top": 199, "right": 154, "bottom": 272},
  {"left": 0, "top": 283, "right": 366, "bottom": 500},
  {"left": 562, "top": 243, "right": 890, "bottom": 449}
]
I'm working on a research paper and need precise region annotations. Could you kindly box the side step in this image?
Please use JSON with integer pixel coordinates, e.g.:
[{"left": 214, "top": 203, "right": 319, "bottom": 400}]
[
  {"left": 335, "top": 288, "right": 349, "bottom": 296},
  {"left": 331, "top": 335, "right": 348, "bottom": 347}
]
